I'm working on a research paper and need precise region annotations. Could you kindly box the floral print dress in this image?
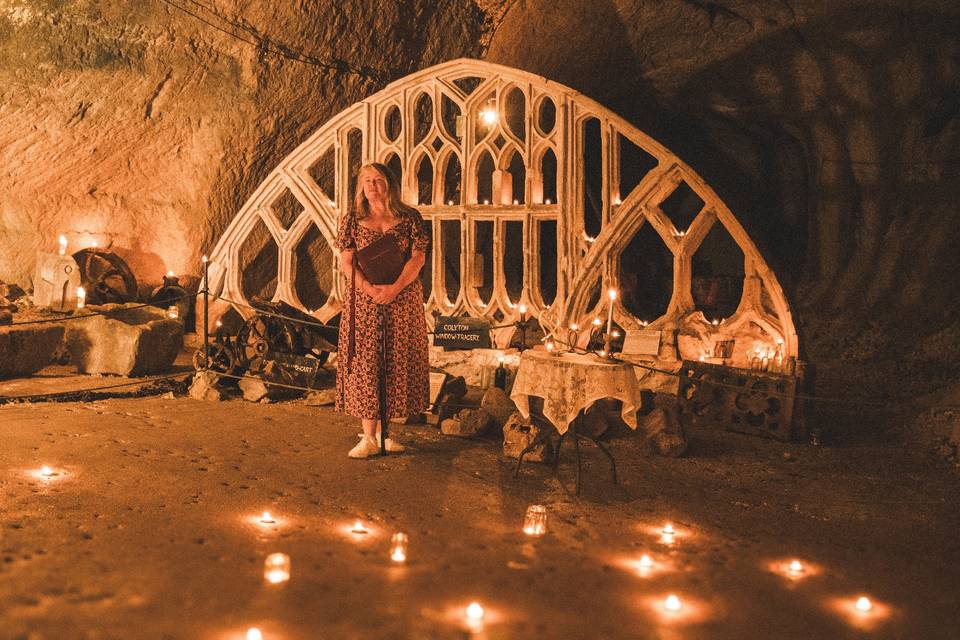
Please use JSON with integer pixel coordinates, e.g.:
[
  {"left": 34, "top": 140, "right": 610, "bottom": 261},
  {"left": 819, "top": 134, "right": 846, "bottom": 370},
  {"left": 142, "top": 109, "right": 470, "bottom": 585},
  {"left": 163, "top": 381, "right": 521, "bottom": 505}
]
[{"left": 334, "top": 212, "right": 430, "bottom": 419}]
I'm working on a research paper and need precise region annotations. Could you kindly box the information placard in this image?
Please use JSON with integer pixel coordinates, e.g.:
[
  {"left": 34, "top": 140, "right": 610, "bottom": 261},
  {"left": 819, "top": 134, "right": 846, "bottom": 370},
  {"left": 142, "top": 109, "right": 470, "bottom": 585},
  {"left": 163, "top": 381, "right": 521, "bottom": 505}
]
[
  {"left": 621, "top": 329, "right": 662, "bottom": 357},
  {"left": 432, "top": 316, "right": 491, "bottom": 350}
]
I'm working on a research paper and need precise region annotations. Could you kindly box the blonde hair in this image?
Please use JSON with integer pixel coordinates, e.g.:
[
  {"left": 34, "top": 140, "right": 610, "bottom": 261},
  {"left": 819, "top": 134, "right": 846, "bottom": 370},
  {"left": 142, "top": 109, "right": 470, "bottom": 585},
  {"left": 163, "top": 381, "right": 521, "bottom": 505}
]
[{"left": 352, "top": 162, "right": 420, "bottom": 222}]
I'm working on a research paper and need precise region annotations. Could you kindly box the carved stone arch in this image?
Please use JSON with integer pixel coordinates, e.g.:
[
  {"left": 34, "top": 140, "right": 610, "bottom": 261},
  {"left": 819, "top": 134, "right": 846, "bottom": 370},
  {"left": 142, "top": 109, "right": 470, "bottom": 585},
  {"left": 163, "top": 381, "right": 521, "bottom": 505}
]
[{"left": 201, "top": 58, "right": 797, "bottom": 361}]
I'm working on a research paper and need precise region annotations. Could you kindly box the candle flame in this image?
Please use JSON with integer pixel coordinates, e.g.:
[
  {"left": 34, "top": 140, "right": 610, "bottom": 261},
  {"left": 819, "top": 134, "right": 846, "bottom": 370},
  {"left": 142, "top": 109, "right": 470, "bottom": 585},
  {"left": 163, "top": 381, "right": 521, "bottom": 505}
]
[
  {"left": 663, "top": 595, "right": 682, "bottom": 612},
  {"left": 246, "top": 629, "right": 263, "bottom": 640},
  {"left": 855, "top": 597, "right": 873, "bottom": 613},
  {"left": 608, "top": 289, "right": 617, "bottom": 301},
  {"left": 351, "top": 520, "right": 367, "bottom": 534},
  {"left": 259, "top": 511, "right": 275, "bottom": 524},
  {"left": 466, "top": 602, "right": 485, "bottom": 621}
]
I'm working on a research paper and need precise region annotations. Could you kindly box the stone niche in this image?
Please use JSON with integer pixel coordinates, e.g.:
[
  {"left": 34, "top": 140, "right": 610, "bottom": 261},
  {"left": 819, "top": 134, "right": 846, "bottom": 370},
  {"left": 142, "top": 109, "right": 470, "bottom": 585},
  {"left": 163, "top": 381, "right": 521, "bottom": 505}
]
[{"left": 65, "top": 304, "right": 183, "bottom": 376}]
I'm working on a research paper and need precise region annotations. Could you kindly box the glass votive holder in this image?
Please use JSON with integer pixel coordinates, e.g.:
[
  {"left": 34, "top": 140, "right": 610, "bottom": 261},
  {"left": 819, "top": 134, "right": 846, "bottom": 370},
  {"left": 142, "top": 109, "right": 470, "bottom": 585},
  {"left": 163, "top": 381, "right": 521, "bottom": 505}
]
[
  {"left": 390, "top": 532, "right": 408, "bottom": 563},
  {"left": 263, "top": 552, "right": 290, "bottom": 584},
  {"left": 522, "top": 504, "right": 547, "bottom": 536}
]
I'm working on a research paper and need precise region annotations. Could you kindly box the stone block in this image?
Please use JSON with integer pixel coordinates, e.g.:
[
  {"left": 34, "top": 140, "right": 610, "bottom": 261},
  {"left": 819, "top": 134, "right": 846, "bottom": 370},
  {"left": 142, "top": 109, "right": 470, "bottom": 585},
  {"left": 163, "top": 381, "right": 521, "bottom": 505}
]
[
  {"left": 481, "top": 386, "right": 517, "bottom": 428},
  {"left": 304, "top": 388, "right": 337, "bottom": 406},
  {"left": 502, "top": 411, "right": 552, "bottom": 462},
  {"left": 65, "top": 304, "right": 183, "bottom": 376},
  {"left": 189, "top": 370, "right": 226, "bottom": 401},
  {"left": 441, "top": 408, "right": 493, "bottom": 437},
  {"left": 639, "top": 402, "right": 688, "bottom": 457},
  {"left": 0, "top": 324, "right": 65, "bottom": 379}
]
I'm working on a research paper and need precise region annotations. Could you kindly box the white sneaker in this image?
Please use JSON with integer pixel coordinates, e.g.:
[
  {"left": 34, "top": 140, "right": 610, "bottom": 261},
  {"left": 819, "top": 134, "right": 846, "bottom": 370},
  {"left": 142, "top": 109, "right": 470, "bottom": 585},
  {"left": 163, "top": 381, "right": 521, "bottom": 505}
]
[
  {"left": 376, "top": 433, "right": 406, "bottom": 453},
  {"left": 348, "top": 436, "right": 381, "bottom": 459},
  {"left": 355, "top": 432, "right": 407, "bottom": 453}
]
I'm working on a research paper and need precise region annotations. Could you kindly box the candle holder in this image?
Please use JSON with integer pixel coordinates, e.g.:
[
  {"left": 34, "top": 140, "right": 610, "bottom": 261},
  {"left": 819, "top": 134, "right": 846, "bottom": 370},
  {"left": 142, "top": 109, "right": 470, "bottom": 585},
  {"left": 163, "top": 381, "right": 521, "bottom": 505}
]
[
  {"left": 389, "top": 532, "right": 409, "bottom": 563},
  {"left": 493, "top": 357, "right": 508, "bottom": 389},
  {"left": 522, "top": 504, "right": 548, "bottom": 536},
  {"left": 263, "top": 552, "right": 291, "bottom": 584}
]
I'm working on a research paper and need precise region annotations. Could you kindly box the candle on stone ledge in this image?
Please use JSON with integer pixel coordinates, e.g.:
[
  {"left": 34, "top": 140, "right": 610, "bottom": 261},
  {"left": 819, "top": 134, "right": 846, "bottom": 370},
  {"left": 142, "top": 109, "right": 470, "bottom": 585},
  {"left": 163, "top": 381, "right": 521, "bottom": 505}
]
[
  {"left": 58, "top": 235, "right": 67, "bottom": 255},
  {"left": 76, "top": 286, "right": 86, "bottom": 309},
  {"left": 518, "top": 303, "right": 527, "bottom": 322},
  {"left": 167, "top": 306, "right": 179, "bottom": 320}
]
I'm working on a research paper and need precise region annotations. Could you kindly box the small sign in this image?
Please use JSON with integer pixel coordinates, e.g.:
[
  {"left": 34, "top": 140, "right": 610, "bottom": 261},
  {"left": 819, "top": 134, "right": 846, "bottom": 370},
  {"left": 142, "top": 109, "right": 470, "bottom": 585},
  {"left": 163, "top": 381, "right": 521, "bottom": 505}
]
[
  {"left": 432, "top": 316, "right": 491, "bottom": 350},
  {"left": 264, "top": 352, "right": 322, "bottom": 389},
  {"left": 621, "top": 329, "right": 661, "bottom": 356}
]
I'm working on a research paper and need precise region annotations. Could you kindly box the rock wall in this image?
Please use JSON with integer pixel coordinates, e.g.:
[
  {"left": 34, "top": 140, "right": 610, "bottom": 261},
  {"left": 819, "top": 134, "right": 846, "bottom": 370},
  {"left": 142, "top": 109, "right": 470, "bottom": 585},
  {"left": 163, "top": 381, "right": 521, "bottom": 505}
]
[
  {"left": 0, "top": 0, "right": 487, "bottom": 287},
  {"left": 486, "top": 0, "right": 960, "bottom": 428}
]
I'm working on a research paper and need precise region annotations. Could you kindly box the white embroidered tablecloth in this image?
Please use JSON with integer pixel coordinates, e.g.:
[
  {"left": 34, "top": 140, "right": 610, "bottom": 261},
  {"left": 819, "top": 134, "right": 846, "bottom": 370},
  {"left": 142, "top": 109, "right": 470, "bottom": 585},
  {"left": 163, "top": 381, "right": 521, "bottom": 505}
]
[{"left": 510, "top": 350, "right": 641, "bottom": 435}]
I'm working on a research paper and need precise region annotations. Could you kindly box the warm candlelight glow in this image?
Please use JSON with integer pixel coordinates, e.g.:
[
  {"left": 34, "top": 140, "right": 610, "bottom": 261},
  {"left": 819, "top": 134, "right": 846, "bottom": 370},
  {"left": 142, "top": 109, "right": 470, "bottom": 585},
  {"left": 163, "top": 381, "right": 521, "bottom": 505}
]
[
  {"left": 660, "top": 523, "right": 676, "bottom": 544},
  {"left": 545, "top": 340, "right": 555, "bottom": 353},
  {"left": 263, "top": 552, "right": 290, "bottom": 584},
  {"left": 167, "top": 306, "right": 179, "bottom": 320},
  {"left": 663, "top": 595, "right": 682, "bottom": 612},
  {"left": 592, "top": 317, "right": 602, "bottom": 326},
  {"left": 76, "top": 286, "right": 86, "bottom": 309},
  {"left": 215, "top": 320, "right": 223, "bottom": 328},
  {"left": 41, "top": 465, "right": 55, "bottom": 477},
  {"left": 466, "top": 602, "right": 485, "bottom": 622},
  {"left": 545, "top": 198, "right": 552, "bottom": 204},
  {"left": 483, "top": 199, "right": 490, "bottom": 205},
  {"left": 789, "top": 560, "right": 804, "bottom": 575},
  {"left": 259, "top": 511, "right": 276, "bottom": 524},
  {"left": 202, "top": 255, "right": 209, "bottom": 263},
  {"left": 447, "top": 200, "right": 454, "bottom": 205},
  {"left": 390, "top": 532, "right": 408, "bottom": 563},
  {"left": 522, "top": 504, "right": 547, "bottom": 536},
  {"left": 479, "top": 103, "right": 498, "bottom": 126},
  {"left": 351, "top": 520, "right": 368, "bottom": 534},
  {"left": 246, "top": 629, "right": 263, "bottom": 640},
  {"left": 607, "top": 289, "right": 617, "bottom": 301},
  {"left": 58, "top": 234, "right": 67, "bottom": 255},
  {"left": 711, "top": 318, "right": 720, "bottom": 326},
  {"left": 570, "top": 323, "right": 579, "bottom": 331},
  {"left": 90, "top": 240, "right": 98, "bottom": 248},
  {"left": 855, "top": 596, "right": 873, "bottom": 613},
  {"left": 512, "top": 199, "right": 519, "bottom": 205},
  {"left": 611, "top": 330, "right": 620, "bottom": 338},
  {"left": 613, "top": 195, "right": 622, "bottom": 205}
]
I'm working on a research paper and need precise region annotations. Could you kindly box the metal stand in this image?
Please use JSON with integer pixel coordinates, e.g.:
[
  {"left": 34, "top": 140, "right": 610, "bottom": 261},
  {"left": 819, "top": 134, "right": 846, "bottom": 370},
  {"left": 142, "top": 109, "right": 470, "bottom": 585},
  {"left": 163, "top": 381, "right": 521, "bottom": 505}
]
[
  {"left": 376, "top": 304, "right": 389, "bottom": 456},
  {"left": 514, "top": 411, "right": 619, "bottom": 496}
]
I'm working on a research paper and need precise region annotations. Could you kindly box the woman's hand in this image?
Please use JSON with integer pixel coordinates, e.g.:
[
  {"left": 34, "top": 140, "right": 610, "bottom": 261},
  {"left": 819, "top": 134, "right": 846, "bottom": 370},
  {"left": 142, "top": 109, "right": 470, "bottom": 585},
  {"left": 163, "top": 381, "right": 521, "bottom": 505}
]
[{"left": 369, "top": 283, "right": 401, "bottom": 305}]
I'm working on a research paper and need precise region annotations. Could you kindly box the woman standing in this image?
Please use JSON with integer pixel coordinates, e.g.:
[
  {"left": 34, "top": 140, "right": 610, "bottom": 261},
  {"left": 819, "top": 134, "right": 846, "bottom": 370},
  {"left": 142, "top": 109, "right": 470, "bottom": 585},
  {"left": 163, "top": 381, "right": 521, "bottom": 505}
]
[{"left": 334, "top": 163, "right": 430, "bottom": 458}]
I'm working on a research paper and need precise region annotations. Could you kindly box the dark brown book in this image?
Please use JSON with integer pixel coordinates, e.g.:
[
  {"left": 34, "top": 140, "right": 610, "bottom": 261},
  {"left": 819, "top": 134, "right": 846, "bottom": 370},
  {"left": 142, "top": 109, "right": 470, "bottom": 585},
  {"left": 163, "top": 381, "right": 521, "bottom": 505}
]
[{"left": 354, "top": 233, "right": 406, "bottom": 285}]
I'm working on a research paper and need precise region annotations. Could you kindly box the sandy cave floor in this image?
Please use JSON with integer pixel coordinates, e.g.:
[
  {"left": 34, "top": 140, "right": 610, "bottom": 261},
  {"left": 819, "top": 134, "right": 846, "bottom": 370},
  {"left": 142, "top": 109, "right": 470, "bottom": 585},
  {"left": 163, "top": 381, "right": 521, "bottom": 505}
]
[{"left": 1, "top": 390, "right": 959, "bottom": 640}]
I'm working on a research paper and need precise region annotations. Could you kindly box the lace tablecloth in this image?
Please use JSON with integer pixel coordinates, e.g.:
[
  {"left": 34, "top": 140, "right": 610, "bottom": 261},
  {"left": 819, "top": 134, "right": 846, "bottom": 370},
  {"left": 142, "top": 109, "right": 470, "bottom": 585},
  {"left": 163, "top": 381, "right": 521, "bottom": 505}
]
[{"left": 510, "top": 350, "right": 641, "bottom": 435}]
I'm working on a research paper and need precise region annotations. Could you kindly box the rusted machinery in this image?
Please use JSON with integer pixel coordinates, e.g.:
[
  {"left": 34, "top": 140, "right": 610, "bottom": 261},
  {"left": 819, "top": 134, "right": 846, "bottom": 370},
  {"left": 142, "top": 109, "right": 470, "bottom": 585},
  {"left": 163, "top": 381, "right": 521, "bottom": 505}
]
[
  {"left": 193, "top": 300, "right": 338, "bottom": 390},
  {"left": 73, "top": 249, "right": 138, "bottom": 304}
]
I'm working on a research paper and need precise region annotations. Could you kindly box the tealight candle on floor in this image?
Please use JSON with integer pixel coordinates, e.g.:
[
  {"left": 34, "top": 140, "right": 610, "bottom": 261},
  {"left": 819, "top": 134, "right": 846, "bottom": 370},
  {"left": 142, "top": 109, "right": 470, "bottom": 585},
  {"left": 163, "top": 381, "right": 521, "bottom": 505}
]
[
  {"left": 855, "top": 596, "right": 873, "bottom": 613},
  {"left": 390, "top": 532, "right": 408, "bottom": 563},
  {"left": 351, "top": 520, "right": 368, "bottom": 535},
  {"left": 522, "top": 504, "right": 547, "bottom": 536},
  {"left": 246, "top": 628, "right": 263, "bottom": 640},
  {"left": 466, "top": 602, "right": 485, "bottom": 622},
  {"left": 41, "top": 465, "right": 56, "bottom": 477},
  {"left": 663, "top": 594, "right": 682, "bottom": 612},
  {"left": 259, "top": 511, "right": 276, "bottom": 525},
  {"left": 660, "top": 523, "right": 676, "bottom": 544},
  {"left": 263, "top": 552, "right": 290, "bottom": 584},
  {"left": 789, "top": 560, "right": 804, "bottom": 575}
]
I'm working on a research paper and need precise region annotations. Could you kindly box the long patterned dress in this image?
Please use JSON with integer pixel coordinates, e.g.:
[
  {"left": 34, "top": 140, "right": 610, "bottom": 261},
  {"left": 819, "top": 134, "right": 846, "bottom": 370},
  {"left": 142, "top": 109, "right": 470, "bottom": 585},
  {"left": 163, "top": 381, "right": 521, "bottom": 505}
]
[{"left": 334, "top": 211, "right": 430, "bottom": 419}]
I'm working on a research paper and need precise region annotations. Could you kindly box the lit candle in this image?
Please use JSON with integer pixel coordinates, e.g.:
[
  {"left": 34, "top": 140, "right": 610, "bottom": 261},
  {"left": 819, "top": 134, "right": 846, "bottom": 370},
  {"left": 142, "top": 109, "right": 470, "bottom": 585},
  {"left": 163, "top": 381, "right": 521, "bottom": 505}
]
[
  {"left": 447, "top": 200, "right": 454, "bottom": 206},
  {"left": 76, "top": 286, "right": 86, "bottom": 309},
  {"left": 90, "top": 240, "right": 98, "bottom": 248},
  {"left": 263, "top": 552, "right": 290, "bottom": 584},
  {"left": 259, "top": 511, "right": 276, "bottom": 524},
  {"left": 639, "top": 555, "right": 653, "bottom": 570},
  {"left": 592, "top": 317, "right": 602, "bottom": 328},
  {"left": 855, "top": 596, "right": 873, "bottom": 613},
  {"left": 522, "top": 504, "right": 547, "bottom": 536},
  {"left": 663, "top": 594, "right": 682, "bottom": 612},
  {"left": 512, "top": 199, "right": 519, "bottom": 205},
  {"left": 711, "top": 318, "right": 720, "bottom": 326},
  {"left": 466, "top": 602, "right": 485, "bottom": 623},
  {"left": 390, "top": 532, "right": 408, "bottom": 563},
  {"left": 351, "top": 520, "right": 368, "bottom": 535},
  {"left": 518, "top": 304, "right": 527, "bottom": 322},
  {"left": 789, "top": 560, "right": 804, "bottom": 576},
  {"left": 246, "top": 629, "right": 263, "bottom": 640},
  {"left": 41, "top": 465, "right": 56, "bottom": 477},
  {"left": 483, "top": 199, "right": 490, "bottom": 205},
  {"left": 660, "top": 523, "right": 675, "bottom": 544},
  {"left": 545, "top": 340, "right": 555, "bottom": 354},
  {"left": 611, "top": 330, "right": 620, "bottom": 338},
  {"left": 167, "top": 305, "right": 179, "bottom": 320},
  {"left": 58, "top": 235, "right": 67, "bottom": 255},
  {"left": 605, "top": 288, "right": 617, "bottom": 337},
  {"left": 613, "top": 195, "right": 622, "bottom": 205},
  {"left": 215, "top": 320, "right": 223, "bottom": 328},
  {"left": 202, "top": 255, "right": 208, "bottom": 263},
  {"left": 545, "top": 198, "right": 552, "bottom": 205}
]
